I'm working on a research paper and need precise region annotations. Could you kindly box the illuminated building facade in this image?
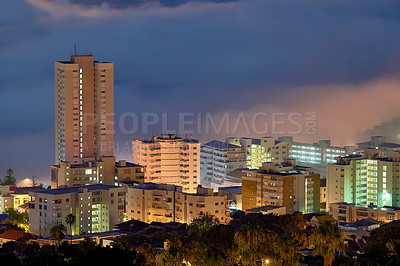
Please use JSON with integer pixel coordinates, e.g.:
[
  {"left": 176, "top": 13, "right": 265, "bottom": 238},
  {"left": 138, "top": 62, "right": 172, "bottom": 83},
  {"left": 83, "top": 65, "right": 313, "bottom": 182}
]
[
  {"left": 132, "top": 134, "right": 200, "bottom": 193},
  {"left": 51, "top": 156, "right": 144, "bottom": 188},
  {"left": 242, "top": 159, "right": 320, "bottom": 214},
  {"left": 329, "top": 202, "right": 400, "bottom": 223},
  {"left": 0, "top": 185, "right": 31, "bottom": 213},
  {"left": 226, "top": 137, "right": 278, "bottom": 169},
  {"left": 200, "top": 140, "right": 246, "bottom": 190},
  {"left": 55, "top": 54, "right": 114, "bottom": 165},
  {"left": 277, "top": 136, "right": 347, "bottom": 178},
  {"left": 29, "top": 184, "right": 124, "bottom": 237},
  {"left": 327, "top": 149, "right": 400, "bottom": 209},
  {"left": 126, "top": 183, "right": 229, "bottom": 224}
]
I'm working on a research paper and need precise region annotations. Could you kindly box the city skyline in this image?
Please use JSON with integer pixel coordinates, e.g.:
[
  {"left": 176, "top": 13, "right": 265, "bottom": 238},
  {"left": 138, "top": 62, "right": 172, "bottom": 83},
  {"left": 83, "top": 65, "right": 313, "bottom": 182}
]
[{"left": 2, "top": 0, "right": 400, "bottom": 183}]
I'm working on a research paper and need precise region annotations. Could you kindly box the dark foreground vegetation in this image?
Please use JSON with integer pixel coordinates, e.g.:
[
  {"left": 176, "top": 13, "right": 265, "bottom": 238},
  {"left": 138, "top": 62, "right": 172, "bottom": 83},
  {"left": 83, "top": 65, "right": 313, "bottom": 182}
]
[{"left": 1, "top": 212, "right": 400, "bottom": 265}]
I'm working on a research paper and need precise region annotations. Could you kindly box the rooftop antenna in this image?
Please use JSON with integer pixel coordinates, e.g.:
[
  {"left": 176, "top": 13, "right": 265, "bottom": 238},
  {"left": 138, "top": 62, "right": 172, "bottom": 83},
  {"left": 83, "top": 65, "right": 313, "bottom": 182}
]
[{"left": 74, "top": 44, "right": 77, "bottom": 56}]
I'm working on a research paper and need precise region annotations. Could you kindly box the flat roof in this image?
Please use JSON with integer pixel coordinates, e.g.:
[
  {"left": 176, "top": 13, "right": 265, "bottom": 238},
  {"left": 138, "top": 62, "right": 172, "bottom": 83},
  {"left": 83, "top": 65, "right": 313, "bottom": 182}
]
[
  {"left": 246, "top": 205, "right": 285, "bottom": 212},
  {"left": 203, "top": 140, "right": 242, "bottom": 149},
  {"left": 31, "top": 184, "right": 120, "bottom": 195},
  {"left": 218, "top": 186, "right": 242, "bottom": 194}
]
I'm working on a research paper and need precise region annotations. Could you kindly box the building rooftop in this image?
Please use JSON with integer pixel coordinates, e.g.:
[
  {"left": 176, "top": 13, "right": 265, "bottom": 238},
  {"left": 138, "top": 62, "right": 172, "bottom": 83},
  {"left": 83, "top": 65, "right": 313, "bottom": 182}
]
[
  {"left": 357, "top": 140, "right": 400, "bottom": 149},
  {"left": 246, "top": 205, "right": 285, "bottom": 213},
  {"left": 138, "top": 134, "right": 199, "bottom": 143},
  {"left": 0, "top": 214, "right": 15, "bottom": 223},
  {"left": 31, "top": 184, "right": 120, "bottom": 195},
  {"left": 115, "top": 161, "right": 143, "bottom": 168},
  {"left": 218, "top": 186, "right": 242, "bottom": 194},
  {"left": 203, "top": 140, "right": 242, "bottom": 149},
  {"left": 0, "top": 230, "right": 35, "bottom": 241}
]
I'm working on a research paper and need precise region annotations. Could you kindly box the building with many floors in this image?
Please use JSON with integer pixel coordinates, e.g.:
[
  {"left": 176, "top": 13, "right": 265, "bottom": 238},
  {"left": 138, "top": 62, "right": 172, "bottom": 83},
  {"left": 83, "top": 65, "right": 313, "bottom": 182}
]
[
  {"left": 51, "top": 156, "right": 145, "bottom": 188},
  {"left": 226, "top": 137, "right": 277, "bottom": 169},
  {"left": 55, "top": 54, "right": 114, "bottom": 165},
  {"left": 132, "top": 134, "right": 200, "bottom": 193},
  {"left": 126, "top": 183, "right": 229, "bottom": 224},
  {"left": 200, "top": 140, "right": 246, "bottom": 190},
  {"left": 242, "top": 159, "right": 320, "bottom": 214},
  {"left": 29, "top": 184, "right": 124, "bottom": 237},
  {"left": 327, "top": 149, "right": 400, "bottom": 209},
  {"left": 277, "top": 136, "right": 348, "bottom": 178}
]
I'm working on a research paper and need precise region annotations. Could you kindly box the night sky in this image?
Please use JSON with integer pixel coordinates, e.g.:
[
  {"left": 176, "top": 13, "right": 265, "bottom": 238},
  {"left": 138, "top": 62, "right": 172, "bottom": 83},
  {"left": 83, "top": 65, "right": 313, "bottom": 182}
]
[{"left": 1, "top": 0, "right": 400, "bottom": 183}]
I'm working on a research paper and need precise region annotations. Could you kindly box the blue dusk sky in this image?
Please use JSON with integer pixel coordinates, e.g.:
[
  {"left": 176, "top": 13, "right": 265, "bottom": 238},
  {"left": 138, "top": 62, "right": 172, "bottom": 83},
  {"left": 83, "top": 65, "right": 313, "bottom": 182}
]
[{"left": 1, "top": 0, "right": 400, "bottom": 183}]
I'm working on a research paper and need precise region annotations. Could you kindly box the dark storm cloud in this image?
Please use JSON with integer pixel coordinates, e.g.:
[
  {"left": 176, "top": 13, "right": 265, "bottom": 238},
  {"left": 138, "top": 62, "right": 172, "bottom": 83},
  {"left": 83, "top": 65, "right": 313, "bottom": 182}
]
[{"left": 1, "top": 0, "right": 400, "bottom": 182}]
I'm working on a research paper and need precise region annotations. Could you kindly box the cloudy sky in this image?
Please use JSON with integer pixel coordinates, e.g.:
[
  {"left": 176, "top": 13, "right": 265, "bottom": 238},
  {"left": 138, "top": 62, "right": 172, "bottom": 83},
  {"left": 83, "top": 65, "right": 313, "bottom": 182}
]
[{"left": 1, "top": 0, "right": 400, "bottom": 183}]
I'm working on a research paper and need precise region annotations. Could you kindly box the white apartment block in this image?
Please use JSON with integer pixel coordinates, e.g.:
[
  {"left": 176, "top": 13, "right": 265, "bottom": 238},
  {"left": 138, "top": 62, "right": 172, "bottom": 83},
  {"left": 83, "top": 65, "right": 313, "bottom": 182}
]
[
  {"left": 132, "top": 134, "right": 200, "bottom": 193},
  {"left": 200, "top": 140, "right": 246, "bottom": 190},
  {"left": 126, "top": 183, "right": 229, "bottom": 224},
  {"left": 29, "top": 184, "right": 124, "bottom": 237}
]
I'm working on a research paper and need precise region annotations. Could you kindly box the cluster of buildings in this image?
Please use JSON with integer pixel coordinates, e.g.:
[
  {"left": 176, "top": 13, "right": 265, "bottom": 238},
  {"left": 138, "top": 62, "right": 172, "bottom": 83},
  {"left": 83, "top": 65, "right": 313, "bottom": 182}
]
[{"left": 3, "top": 53, "right": 400, "bottom": 242}]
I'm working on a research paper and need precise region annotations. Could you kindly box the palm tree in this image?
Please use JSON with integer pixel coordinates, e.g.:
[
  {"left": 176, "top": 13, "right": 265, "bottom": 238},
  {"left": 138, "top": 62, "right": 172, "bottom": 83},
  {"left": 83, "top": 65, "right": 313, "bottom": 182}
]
[
  {"left": 3, "top": 169, "right": 16, "bottom": 185},
  {"left": 50, "top": 224, "right": 67, "bottom": 246},
  {"left": 232, "top": 225, "right": 267, "bottom": 265},
  {"left": 65, "top": 213, "right": 76, "bottom": 244},
  {"left": 309, "top": 222, "right": 345, "bottom": 266},
  {"left": 273, "top": 234, "right": 303, "bottom": 265}
]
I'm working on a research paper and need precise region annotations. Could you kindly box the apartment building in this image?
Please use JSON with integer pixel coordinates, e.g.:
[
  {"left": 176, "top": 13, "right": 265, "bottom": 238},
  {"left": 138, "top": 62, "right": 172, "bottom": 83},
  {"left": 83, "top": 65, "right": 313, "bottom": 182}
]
[
  {"left": 126, "top": 183, "right": 229, "bottom": 224},
  {"left": 226, "top": 137, "right": 276, "bottom": 169},
  {"left": 55, "top": 54, "right": 114, "bottom": 164},
  {"left": 29, "top": 184, "right": 124, "bottom": 237},
  {"left": 320, "top": 178, "right": 327, "bottom": 211},
  {"left": 200, "top": 140, "right": 246, "bottom": 190},
  {"left": 132, "top": 134, "right": 200, "bottom": 193},
  {"left": 327, "top": 149, "right": 400, "bottom": 209},
  {"left": 329, "top": 202, "right": 400, "bottom": 223},
  {"left": 277, "top": 137, "right": 348, "bottom": 178},
  {"left": 51, "top": 156, "right": 145, "bottom": 188},
  {"left": 242, "top": 159, "right": 320, "bottom": 214},
  {"left": 0, "top": 185, "right": 31, "bottom": 213}
]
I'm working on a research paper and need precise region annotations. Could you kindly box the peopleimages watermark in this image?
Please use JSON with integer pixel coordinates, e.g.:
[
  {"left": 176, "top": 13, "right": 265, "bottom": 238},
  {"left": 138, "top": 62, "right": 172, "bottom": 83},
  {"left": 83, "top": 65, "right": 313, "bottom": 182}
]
[{"left": 83, "top": 111, "right": 317, "bottom": 136}]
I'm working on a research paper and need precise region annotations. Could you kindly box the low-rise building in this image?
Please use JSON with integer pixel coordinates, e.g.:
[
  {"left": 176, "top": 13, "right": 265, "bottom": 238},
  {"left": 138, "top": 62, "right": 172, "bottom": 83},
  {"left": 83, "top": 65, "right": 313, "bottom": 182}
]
[
  {"left": 0, "top": 185, "right": 36, "bottom": 213},
  {"left": 242, "top": 159, "right": 320, "bottom": 214},
  {"left": 51, "top": 156, "right": 145, "bottom": 188},
  {"left": 29, "top": 184, "right": 124, "bottom": 237},
  {"left": 218, "top": 186, "right": 242, "bottom": 211},
  {"left": 329, "top": 202, "right": 400, "bottom": 223},
  {"left": 126, "top": 183, "right": 229, "bottom": 224}
]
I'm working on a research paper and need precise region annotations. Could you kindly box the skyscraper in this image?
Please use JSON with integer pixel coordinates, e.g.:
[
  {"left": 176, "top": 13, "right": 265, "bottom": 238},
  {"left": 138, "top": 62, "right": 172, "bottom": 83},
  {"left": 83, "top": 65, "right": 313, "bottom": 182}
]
[{"left": 55, "top": 54, "right": 114, "bottom": 164}]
